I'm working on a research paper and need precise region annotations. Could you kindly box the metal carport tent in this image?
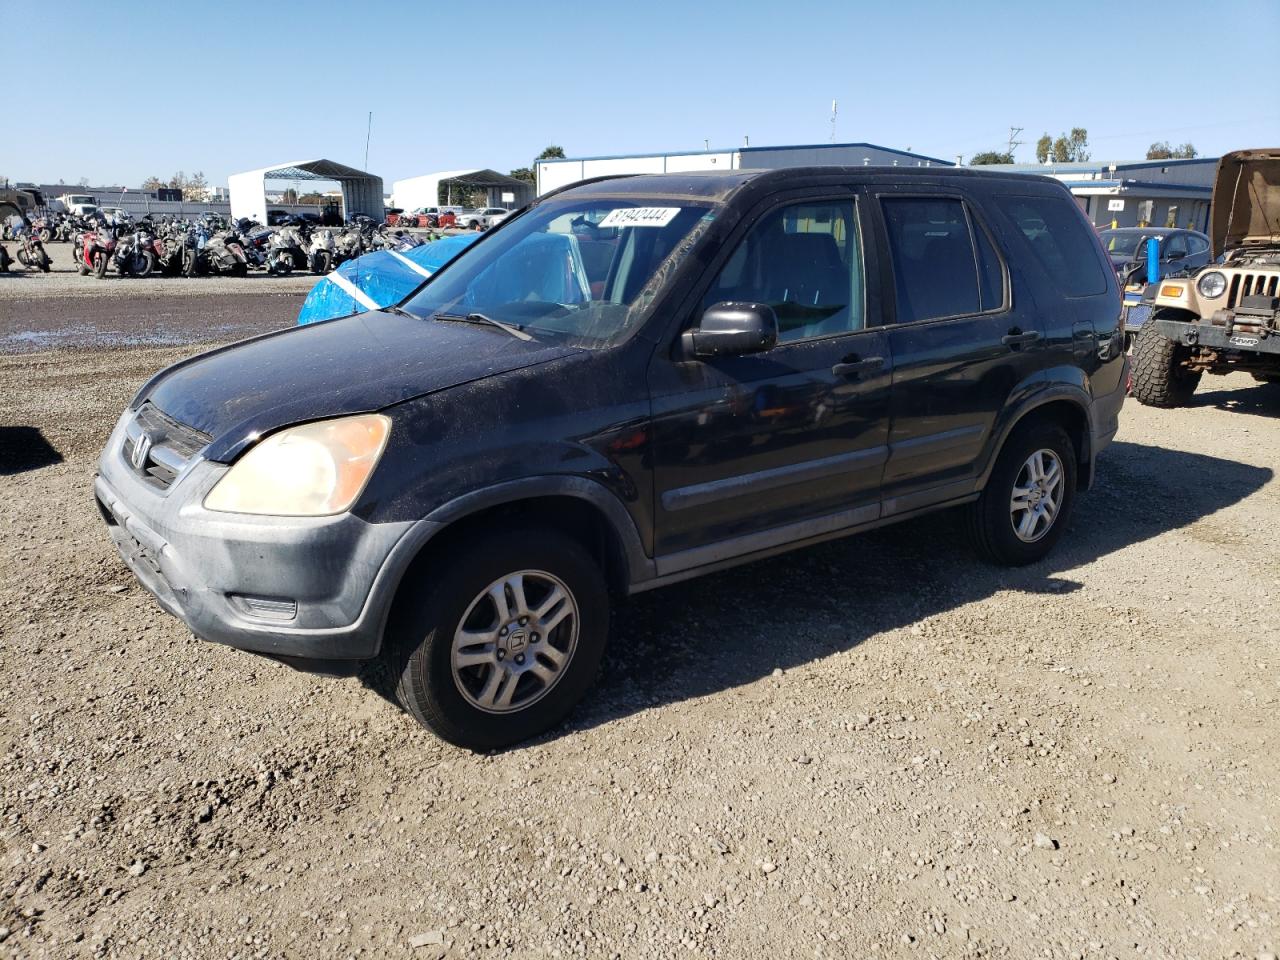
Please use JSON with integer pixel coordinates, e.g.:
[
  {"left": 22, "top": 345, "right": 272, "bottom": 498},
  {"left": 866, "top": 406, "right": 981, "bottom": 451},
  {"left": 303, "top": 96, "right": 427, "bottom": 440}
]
[
  {"left": 391, "top": 169, "right": 534, "bottom": 212},
  {"left": 228, "top": 159, "right": 384, "bottom": 224}
]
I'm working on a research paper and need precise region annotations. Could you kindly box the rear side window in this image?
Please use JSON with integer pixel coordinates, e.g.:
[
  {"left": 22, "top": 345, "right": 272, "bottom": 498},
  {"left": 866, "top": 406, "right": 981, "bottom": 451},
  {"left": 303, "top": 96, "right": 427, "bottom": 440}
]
[
  {"left": 996, "top": 195, "right": 1107, "bottom": 297},
  {"left": 880, "top": 198, "right": 1005, "bottom": 323}
]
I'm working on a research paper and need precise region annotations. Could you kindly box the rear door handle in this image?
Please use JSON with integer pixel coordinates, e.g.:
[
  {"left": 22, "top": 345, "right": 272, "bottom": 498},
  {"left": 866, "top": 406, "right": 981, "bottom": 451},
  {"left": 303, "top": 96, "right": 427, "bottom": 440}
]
[
  {"left": 1002, "top": 330, "right": 1041, "bottom": 347},
  {"left": 831, "top": 356, "right": 885, "bottom": 378}
]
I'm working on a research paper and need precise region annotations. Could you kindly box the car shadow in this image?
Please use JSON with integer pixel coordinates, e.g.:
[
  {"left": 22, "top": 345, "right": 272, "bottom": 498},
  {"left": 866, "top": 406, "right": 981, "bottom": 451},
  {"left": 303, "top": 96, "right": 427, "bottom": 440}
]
[
  {"left": 358, "top": 440, "right": 1271, "bottom": 749},
  {"left": 558, "top": 439, "right": 1271, "bottom": 740},
  {"left": 1187, "top": 379, "right": 1280, "bottom": 418},
  {"left": 0, "top": 426, "right": 64, "bottom": 475}
]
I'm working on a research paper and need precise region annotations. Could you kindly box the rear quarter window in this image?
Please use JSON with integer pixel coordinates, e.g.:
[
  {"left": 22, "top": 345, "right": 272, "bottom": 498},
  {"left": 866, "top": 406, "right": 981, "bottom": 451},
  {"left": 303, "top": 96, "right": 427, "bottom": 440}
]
[{"left": 996, "top": 194, "right": 1108, "bottom": 298}]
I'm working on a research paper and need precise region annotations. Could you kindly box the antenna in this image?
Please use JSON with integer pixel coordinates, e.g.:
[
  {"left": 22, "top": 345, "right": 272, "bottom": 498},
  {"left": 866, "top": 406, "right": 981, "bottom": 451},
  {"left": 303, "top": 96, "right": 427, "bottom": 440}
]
[
  {"left": 704, "top": 138, "right": 710, "bottom": 151},
  {"left": 1007, "top": 125, "right": 1024, "bottom": 160},
  {"left": 364, "top": 111, "right": 373, "bottom": 170},
  {"left": 830, "top": 99, "right": 838, "bottom": 142}
]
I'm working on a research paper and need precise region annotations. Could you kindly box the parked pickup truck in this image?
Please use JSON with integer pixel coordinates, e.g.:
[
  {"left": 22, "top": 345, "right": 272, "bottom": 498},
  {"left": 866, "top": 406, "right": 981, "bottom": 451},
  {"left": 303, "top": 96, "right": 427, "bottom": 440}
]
[{"left": 96, "top": 165, "right": 1127, "bottom": 749}]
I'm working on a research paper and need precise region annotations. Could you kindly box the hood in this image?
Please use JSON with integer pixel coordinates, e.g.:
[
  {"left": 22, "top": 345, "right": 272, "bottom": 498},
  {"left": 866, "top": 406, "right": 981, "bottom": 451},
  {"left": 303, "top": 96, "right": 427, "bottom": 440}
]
[
  {"left": 136, "top": 311, "right": 580, "bottom": 462},
  {"left": 1210, "top": 148, "right": 1280, "bottom": 257}
]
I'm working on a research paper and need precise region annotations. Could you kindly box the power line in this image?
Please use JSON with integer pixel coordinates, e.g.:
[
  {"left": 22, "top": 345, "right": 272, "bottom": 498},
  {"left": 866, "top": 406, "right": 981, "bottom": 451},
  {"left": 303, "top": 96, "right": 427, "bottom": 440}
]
[{"left": 1007, "top": 126, "right": 1024, "bottom": 158}]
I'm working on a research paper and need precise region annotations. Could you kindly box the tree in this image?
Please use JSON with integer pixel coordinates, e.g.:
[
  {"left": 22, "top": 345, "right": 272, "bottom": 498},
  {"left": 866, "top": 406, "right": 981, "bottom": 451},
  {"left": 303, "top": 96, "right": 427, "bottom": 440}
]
[
  {"left": 1047, "top": 128, "right": 1090, "bottom": 163},
  {"left": 281, "top": 187, "right": 298, "bottom": 204},
  {"left": 77, "top": 177, "right": 90, "bottom": 187},
  {"left": 1035, "top": 134, "right": 1052, "bottom": 164},
  {"left": 970, "top": 150, "right": 1015, "bottom": 165},
  {"left": 507, "top": 146, "right": 568, "bottom": 191},
  {"left": 1147, "top": 141, "right": 1197, "bottom": 160},
  {"left": 297, "top": 192, "right": 326, "bottom": 205},
  {"left": 184, "top": 171, "right": 209, "bottom": 202},
  {"left": 141, "top": 176, "right": 166, "bottom": 192},
  {"left": 1067, "top": 128, "right": 1090, "bottom": 162}
]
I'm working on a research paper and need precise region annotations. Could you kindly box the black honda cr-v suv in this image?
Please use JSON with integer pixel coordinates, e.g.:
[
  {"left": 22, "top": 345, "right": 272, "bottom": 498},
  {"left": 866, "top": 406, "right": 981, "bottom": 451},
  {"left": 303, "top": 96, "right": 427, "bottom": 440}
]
[{"left": 96, "top": 167, "right": 1127, "bottom": 748}]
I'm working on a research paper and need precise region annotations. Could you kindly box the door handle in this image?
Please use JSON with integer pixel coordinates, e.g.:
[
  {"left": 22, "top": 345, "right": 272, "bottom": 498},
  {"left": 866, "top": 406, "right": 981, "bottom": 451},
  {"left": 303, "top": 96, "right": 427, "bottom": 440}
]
[
  {"left": 831, "top": 356, "right": 885, "bottom": 378},
  {"left": 1002, "top": 330, "right": 1041, "bottom": 348}
]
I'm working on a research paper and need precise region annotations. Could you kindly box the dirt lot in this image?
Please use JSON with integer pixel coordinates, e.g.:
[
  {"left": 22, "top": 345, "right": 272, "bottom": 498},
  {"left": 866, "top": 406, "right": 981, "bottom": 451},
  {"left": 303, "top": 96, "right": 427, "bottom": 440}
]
[{"left": 1, "top": 270, "right": 1278, "bottom": 959}]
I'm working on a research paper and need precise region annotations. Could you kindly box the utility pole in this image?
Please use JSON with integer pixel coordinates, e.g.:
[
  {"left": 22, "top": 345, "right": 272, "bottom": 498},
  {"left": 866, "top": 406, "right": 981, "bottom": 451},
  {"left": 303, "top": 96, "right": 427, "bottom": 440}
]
[
  {"left": 830, "top": 99, "right": 838, "bottom": 142},
  {"left": 364, "top": 111, "right": 373, "bottom": 170},
  {"left": 1007, "top": 126, "right": 1024, "bottom": 160}
]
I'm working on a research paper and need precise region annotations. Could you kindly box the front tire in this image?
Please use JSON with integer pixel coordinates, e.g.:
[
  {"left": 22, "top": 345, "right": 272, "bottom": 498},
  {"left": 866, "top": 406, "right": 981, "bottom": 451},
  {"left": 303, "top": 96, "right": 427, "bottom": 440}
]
[
  {"left": 967, "top": 421, "right": 1077, "bottom": 566},
  {"left": 1131, "top": 320, "right": 1201, "bottom": 408},
  {"left": 93, "top": 251, "right": 109, "bottom": 279},
  {"left": 386, "top": 526, "right": 609, "bottom": 750}
]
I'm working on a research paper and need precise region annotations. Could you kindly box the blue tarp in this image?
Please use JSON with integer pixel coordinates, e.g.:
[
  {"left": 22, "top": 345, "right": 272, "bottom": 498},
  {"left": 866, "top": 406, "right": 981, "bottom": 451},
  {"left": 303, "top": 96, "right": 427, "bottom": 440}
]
[{"left": 297, "top": 234, "right": 479, "bottom": 325}]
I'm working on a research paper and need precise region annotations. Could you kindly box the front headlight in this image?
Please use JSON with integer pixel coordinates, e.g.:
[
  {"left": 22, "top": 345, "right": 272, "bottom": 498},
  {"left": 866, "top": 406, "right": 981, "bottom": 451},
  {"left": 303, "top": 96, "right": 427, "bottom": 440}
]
[
  {"left": 1197, "top": 271, "right": 1227, "bottom": 299},
  {"left": 204, "top": 414, "right": 390, "bottom": 516}
]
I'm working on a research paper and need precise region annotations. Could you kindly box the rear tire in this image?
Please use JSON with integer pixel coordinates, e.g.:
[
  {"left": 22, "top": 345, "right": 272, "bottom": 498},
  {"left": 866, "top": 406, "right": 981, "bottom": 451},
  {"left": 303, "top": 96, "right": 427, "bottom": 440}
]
[
  {"left": 385, "top": 526, "right": 609, "bottom": 751},
  {"left": 1131, "top": 320, "right": 1201, "bottom": 408},
  {"left": 967, "top": 421, "right": 1077, "bottom": 566}
]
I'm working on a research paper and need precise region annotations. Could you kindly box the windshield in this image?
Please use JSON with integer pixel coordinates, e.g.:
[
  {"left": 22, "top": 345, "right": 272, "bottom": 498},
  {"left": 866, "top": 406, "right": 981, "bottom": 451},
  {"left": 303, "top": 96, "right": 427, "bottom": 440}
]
[
  {"left": 402, "top": 198, "right": 714, "bottom": 345},
  {"left": 1101, "top": 232, "right": 1158, "bottom": 258}
]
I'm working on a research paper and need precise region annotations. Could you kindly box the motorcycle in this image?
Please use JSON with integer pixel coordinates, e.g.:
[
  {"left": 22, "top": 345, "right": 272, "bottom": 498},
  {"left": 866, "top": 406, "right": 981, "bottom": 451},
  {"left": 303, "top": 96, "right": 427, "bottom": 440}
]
[
  {"left": 30, "top": 216, "right": 55, "bottom": 244},
  {"left": 7, "top": 216, "right": 52, "bottom": 273},
  {"left": 0, "top": 240, "right": 11, "bottom": 272},
  {"left": 202, "top": 230, "right": 250, "bottom": 276},
  {"left": 333, "top": 225, "right": 366, "bottom": 267},
  {"left": 239, "top": 225, "right": 273, "bottom": 269},
  {"left": 267, "top": 222, "right": 308, "bottom": 275},
  {"left": 307, "top": 228, "right": 337, "bottom": 274},
  {"left": 114, "top": 220, "right": 161, "bottom": 277},
  {"left": 77, "top": 217, "right": 118, "bottom": 279}
]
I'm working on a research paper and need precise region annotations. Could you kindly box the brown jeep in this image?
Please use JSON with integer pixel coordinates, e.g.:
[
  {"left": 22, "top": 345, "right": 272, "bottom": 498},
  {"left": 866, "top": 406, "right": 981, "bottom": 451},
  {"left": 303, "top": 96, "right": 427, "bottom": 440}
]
[{"left": 1131, "top": 148, "right": 1280, "bottom": 406}]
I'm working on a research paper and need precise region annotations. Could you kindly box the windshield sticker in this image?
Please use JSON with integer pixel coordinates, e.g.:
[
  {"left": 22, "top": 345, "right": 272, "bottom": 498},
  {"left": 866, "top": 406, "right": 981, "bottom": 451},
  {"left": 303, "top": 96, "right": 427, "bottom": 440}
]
[{"left": 599, "top": 207, "right": 681, "bottom": 228}]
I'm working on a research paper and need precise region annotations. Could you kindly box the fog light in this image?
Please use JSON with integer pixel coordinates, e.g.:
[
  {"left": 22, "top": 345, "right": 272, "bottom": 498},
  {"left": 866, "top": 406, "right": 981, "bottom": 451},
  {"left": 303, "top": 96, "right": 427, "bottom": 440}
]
[{"left": 234, "top": 595, "right": 298, "bottom": 621}]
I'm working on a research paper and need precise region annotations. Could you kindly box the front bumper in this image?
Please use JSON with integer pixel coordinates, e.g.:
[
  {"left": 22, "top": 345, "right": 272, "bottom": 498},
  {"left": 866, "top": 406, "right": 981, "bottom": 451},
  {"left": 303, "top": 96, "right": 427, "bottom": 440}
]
[
  {"left": 1154, "top": 318, "right": 1280, "bottom": 356},
  {"left": 95, "top": 413, "right": 426, "bottom": 662}
]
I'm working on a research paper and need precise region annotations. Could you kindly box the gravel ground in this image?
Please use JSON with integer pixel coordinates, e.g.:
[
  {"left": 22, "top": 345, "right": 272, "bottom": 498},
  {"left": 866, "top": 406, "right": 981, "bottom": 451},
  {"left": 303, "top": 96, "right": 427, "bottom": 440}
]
[
  {"left": 0, "top": 278, "right": 1278, "bottom": 959},
  {"left": 0, "top": 241, "right": 311, "bottom": 353}
]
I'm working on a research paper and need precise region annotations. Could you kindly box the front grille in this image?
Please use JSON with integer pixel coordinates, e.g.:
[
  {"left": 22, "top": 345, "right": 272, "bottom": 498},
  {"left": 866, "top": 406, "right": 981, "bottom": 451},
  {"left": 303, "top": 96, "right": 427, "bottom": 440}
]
[
  {"left": 122, "top": 403, "right": 211, "bottom": 490},
  {"left": 1227, "top": 272, "right": 1280, "bottom": 308}
]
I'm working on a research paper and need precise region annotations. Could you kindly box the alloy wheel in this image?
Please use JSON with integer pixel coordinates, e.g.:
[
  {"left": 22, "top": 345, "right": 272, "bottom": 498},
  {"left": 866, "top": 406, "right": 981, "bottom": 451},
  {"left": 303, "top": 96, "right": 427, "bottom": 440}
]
[
  {"left": 1009, "top": 448, "right": 1064, "bottom": 543},
  {"left": 450, "top": 570, "right": 579, "bottom": 715}
]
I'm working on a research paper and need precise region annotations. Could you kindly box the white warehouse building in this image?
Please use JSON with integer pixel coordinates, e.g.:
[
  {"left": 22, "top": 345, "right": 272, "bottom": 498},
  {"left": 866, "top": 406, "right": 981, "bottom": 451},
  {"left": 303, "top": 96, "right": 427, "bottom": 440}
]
[{"left": 535, "top": 142, "right": 952, "bottom": 196}]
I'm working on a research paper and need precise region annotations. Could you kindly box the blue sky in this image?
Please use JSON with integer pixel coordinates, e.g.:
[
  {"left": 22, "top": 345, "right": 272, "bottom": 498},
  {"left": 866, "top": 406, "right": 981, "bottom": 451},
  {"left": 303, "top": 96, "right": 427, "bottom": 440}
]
[{"left": 5, "top": 0, "right": 1278, "bottom": 189}]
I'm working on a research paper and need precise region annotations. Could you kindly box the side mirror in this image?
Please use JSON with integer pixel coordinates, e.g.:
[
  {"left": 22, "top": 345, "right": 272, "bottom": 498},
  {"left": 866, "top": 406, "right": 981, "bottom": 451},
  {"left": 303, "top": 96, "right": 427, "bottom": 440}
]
[{"left": 683, "top": 302, "right": 778, "bottom": 358}]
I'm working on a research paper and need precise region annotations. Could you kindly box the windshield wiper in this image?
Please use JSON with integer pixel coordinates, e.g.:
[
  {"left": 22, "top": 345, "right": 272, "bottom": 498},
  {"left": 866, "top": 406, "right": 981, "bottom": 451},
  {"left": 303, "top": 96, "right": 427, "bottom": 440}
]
[
  {"left": 384, "top": 305, "right": 418, "bottom": 318},
  {"left": 433, "top": 312, "right": 533, "bottom": 341}
]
